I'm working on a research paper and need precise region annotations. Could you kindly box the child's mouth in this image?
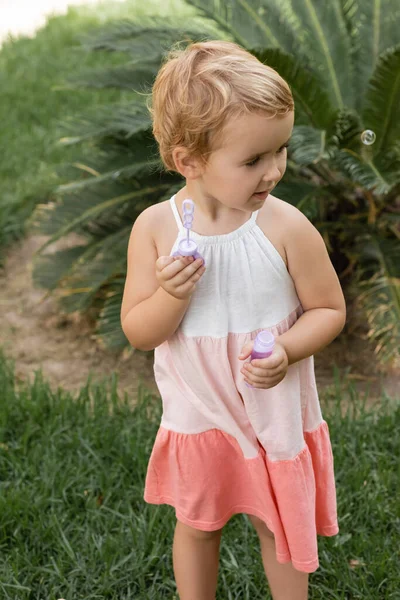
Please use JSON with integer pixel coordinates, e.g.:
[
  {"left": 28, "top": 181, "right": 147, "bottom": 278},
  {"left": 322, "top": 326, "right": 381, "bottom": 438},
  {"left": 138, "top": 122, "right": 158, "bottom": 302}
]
[{"left": 253, "top": 190, "right": 269, "bottom": 200}]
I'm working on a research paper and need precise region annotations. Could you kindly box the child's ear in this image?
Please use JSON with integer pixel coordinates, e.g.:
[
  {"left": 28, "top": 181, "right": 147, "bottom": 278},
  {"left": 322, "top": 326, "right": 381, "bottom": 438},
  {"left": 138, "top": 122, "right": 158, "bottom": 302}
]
[{"left": 172, "top": 147, "right": 204, "bottom": 179}]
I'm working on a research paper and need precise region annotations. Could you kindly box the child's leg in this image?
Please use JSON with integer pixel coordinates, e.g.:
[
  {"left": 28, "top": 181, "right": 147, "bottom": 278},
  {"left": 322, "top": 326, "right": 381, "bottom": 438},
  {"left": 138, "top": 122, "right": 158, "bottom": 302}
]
[
  {"left": 247, "top": 515, "right": 309, "bottom": 600},
  {"left": 172, "top": 519, "right": 223, "bottom": 600}
]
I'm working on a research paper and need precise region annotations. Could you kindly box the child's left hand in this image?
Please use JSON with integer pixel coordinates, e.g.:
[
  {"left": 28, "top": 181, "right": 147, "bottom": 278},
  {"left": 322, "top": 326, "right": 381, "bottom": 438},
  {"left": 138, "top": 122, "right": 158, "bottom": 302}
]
[{"left": 238, "top": 341, "right": 289, "bottom": 389}]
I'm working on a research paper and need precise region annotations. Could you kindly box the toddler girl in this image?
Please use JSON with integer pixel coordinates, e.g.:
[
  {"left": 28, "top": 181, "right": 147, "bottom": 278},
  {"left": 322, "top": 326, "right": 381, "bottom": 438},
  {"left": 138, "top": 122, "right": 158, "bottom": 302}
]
[{"left": 121, "top": 40, "right": 346, "bottom": 600}]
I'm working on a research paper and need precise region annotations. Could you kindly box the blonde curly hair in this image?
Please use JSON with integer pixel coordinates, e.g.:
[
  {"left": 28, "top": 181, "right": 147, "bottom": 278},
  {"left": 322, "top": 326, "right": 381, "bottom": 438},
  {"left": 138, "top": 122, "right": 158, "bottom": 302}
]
[{"left": 148, "top": 40, "right": 294, "bottom": 172}]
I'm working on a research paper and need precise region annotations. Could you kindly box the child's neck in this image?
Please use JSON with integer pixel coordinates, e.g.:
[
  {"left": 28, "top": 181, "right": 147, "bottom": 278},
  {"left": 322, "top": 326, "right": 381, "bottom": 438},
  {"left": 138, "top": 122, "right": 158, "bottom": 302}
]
[{"left": 176, "top": 185, "right": 251, "bottom": 227}]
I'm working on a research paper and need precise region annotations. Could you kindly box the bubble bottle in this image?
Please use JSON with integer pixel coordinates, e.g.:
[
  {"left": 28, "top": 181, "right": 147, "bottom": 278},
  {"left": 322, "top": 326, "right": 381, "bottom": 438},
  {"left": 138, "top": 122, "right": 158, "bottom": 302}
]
[
  {"left": 245, "top": 330, "right": 275, "bottom": 389},
  {"left": 172, "top": 199, "right": 205, "bottom": 265}
]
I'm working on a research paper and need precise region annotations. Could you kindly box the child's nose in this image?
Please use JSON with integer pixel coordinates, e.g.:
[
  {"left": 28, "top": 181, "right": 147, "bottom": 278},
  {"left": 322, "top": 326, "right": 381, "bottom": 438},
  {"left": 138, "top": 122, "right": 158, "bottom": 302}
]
[{"left": 262, "top": 163, "right": 281, "bottom": 184}]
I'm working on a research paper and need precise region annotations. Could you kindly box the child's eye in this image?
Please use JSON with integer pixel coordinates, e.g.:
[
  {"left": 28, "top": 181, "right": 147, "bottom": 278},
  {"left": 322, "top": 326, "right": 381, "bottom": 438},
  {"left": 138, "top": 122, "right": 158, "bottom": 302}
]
[
  {"left": 246, "top": 144, "right": 289, "bottom": 166},
  {"left": 246, "top": 156, "right": 260, "bottom": 167},
  {"left": 277, "top": 143, "right": 289, "bottom": 154}
]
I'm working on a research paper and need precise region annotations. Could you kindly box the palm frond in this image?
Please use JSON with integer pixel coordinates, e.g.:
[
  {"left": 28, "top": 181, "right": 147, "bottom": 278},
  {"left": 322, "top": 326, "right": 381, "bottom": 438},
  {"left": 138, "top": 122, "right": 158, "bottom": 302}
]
[
  {"left": 331, "top": 149, "right": 394, "bottom": 194},
  {"left": 95, "top": 279, "right": 127, "bottom": 350},
  {"left": 40, "top": 230, "right": 129, "bottom": 314},
  {"left": 56, "top": 158, "right": 163, "bottom": 194},
  {"left": 252, "top": 48, "right": 336, "bottom": 129},
  {"left": 31, "top": 182, "right": 174, "bottom": 252},
  {"left": 79, "top": 178, "right": 182, "bottom": 240},
  {"left": 67, "top": 63, "right": 160, "bottom": 92},
  {"left": 33, "top": 246, "right": 87, "bottom": 291},
  {"left": 332, "top": 108, "right": 363, "bottom": 149},
  {"left": 58, "top": 101, "right": 151, "bottom": 146},
  {"left": 357, "top": 1, "right": 400, "bottom": 68},
  {"left": 362, "top": 45, "right": 400, "bottom": 154},
  {"left": 289, "top": 0, "right": 354, "bottom": 108},
  {"left": 66, "top": 19, "right": 219, "bottom": 96},
  {"left": 379, "top": 6, "right": 400, "bottom": 51},
  {"left": 350, "top": 2, "right": 400, "bottom": 104},
  {"left": 80, "top": 17, "right": 217, "bottom": 55},
  {"left": 185, "top": 0, "right": 301, "bottom": 54},
  {"left": 338, "top": 0, "right": 358, "bottom": 38},
  {"left": 70, "top": 131, "right": 160, "bottom": 173},
  {"left": 275, "top": 174, "right": 335, "bottom": 223},
  {"left": 289, "top": 126, "right": 337, "bottom": 165},
  {"left": 274, "top": 175, "right": 319, "bottom": 206},
  {"left": 352, "top": 235, "right": 400, "bottom": 365},
  {"left": 60, "top": 232, "right": 128, "bottom": 312}
]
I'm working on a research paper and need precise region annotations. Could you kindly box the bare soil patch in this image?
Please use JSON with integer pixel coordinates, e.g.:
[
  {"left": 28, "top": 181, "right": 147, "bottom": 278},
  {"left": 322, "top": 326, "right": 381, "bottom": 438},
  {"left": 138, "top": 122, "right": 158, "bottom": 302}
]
[
  {"left": 1, "top": 235, "right": 398, "bottom": 407},
  {"left": 0, "top": 235, "right": 158, "bottom": 403}
]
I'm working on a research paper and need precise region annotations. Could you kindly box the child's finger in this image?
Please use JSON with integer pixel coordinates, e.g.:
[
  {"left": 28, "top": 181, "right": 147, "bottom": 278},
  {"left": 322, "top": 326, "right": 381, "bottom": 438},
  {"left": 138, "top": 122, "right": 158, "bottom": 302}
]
[
  {"left": 245, "top": 363, "right": 281, "bottom": 379},
  {"left": 160, "top": 255, "right": 194, "bottom": 277},
  {"left": 176, "top": 264, "right": 206, "bottom": 294},
  {"left": 174, "top": 258, "right": 204, "bottom": 284},
  {"left": 238, "top": 342, "right": 254, "bottom": 360},
  {"left": 156, "top": 256, "right": 175, "bottom": 270},
  {"left": 251, "top": 353, "right": 283, "bottom": 369}
]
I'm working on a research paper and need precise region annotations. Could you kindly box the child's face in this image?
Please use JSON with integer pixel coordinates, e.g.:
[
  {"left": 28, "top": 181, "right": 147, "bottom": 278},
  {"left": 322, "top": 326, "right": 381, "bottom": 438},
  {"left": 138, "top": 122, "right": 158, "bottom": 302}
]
[{"left": 199, "top": 111, "right": 294, "bottom": 211}]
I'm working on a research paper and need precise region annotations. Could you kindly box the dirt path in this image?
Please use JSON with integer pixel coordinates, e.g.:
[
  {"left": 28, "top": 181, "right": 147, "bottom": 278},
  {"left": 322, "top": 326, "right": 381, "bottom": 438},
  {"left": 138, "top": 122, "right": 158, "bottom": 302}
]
[
  {"left": 0, "top": 235, "right": 158, "bottom": 402},
  {"left": 0, "top": 235, "right": 398, "bottom": 406}
]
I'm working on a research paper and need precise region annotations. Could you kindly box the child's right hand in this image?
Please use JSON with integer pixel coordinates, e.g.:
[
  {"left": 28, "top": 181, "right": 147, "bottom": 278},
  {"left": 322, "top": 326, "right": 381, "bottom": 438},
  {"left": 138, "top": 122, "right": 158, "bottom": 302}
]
[{"left": 156, "top": 255, "right": 206, "bottom": 300}]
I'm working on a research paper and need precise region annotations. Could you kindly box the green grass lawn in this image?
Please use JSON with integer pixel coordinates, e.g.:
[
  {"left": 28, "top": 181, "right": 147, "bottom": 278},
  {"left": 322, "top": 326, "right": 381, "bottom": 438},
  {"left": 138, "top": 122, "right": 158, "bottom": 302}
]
[
  {"left": 0, "top": 351, "right": 398, "bottom": 599},
  {"left": 0, "top": 0, "right": 197, "bottom": 255}
]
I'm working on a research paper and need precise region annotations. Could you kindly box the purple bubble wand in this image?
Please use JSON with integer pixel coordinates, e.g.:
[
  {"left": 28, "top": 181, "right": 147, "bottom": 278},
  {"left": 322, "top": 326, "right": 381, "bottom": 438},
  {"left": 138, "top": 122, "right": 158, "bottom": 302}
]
[{"left": 173, "top": 199, "right": 205, "bottom": 265}]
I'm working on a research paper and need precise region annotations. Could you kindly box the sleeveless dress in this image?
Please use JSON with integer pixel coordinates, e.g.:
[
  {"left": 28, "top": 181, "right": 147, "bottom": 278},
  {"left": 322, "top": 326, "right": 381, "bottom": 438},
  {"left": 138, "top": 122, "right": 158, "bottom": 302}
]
[{"left": 144, "top": 195, "right": 339, "bottom": 573}]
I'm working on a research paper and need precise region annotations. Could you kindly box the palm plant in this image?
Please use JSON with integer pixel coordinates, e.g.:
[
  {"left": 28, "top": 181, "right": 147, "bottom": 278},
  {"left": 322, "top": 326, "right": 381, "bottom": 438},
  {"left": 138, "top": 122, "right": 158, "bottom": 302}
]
[{"left": 32, "top": 1, "right": 400, "bottom": 367}]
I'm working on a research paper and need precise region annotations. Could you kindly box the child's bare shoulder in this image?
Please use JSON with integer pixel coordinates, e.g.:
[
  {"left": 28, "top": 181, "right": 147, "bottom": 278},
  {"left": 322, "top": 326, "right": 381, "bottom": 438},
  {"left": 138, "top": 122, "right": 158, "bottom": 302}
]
[
  {"left": 267, "top": 196, "right": 346, "bottom": 316},
  {"left": 131, "top": 200, "right": 172, "bottom": 252},
  {"left": 268, "top": 194, "right": 309, "bottom": 223},
  {"left": 257, "top": 194, "right": 305, "bottom": 267},
  {"left": 136, "top": 200, "right": 168, "bottom": 225},
  {"left": 141, "top": 200, "right": 177, "bottom": 258},
  {"left": 267, "top": 194, "right": 318, "bottom": 240},
  {"left": 258, "top": 194, "right": 321, "bottom": 269}
]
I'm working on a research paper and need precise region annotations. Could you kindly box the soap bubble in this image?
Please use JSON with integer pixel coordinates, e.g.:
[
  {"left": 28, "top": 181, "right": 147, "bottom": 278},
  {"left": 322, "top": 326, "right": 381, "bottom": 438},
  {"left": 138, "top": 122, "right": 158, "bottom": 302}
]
[{"left": 361, "top": 130, "right": 376, "bottom": 145}]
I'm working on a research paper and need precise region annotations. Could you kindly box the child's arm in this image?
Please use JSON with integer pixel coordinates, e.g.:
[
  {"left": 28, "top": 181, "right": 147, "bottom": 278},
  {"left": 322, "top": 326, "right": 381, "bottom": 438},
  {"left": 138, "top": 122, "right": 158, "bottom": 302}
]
[
  {"left": 121, "top": 208, "right": 205, "bottom": 351},
  {"left": 277, "top": 203, "right": 346, "bottom": 366}
]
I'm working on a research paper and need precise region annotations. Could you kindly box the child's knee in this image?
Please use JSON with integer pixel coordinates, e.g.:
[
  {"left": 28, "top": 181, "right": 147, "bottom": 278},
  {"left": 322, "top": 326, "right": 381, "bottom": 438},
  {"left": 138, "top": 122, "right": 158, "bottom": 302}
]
[{"left": 176, "top": 519, "right": 223, "bottom": 541}]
